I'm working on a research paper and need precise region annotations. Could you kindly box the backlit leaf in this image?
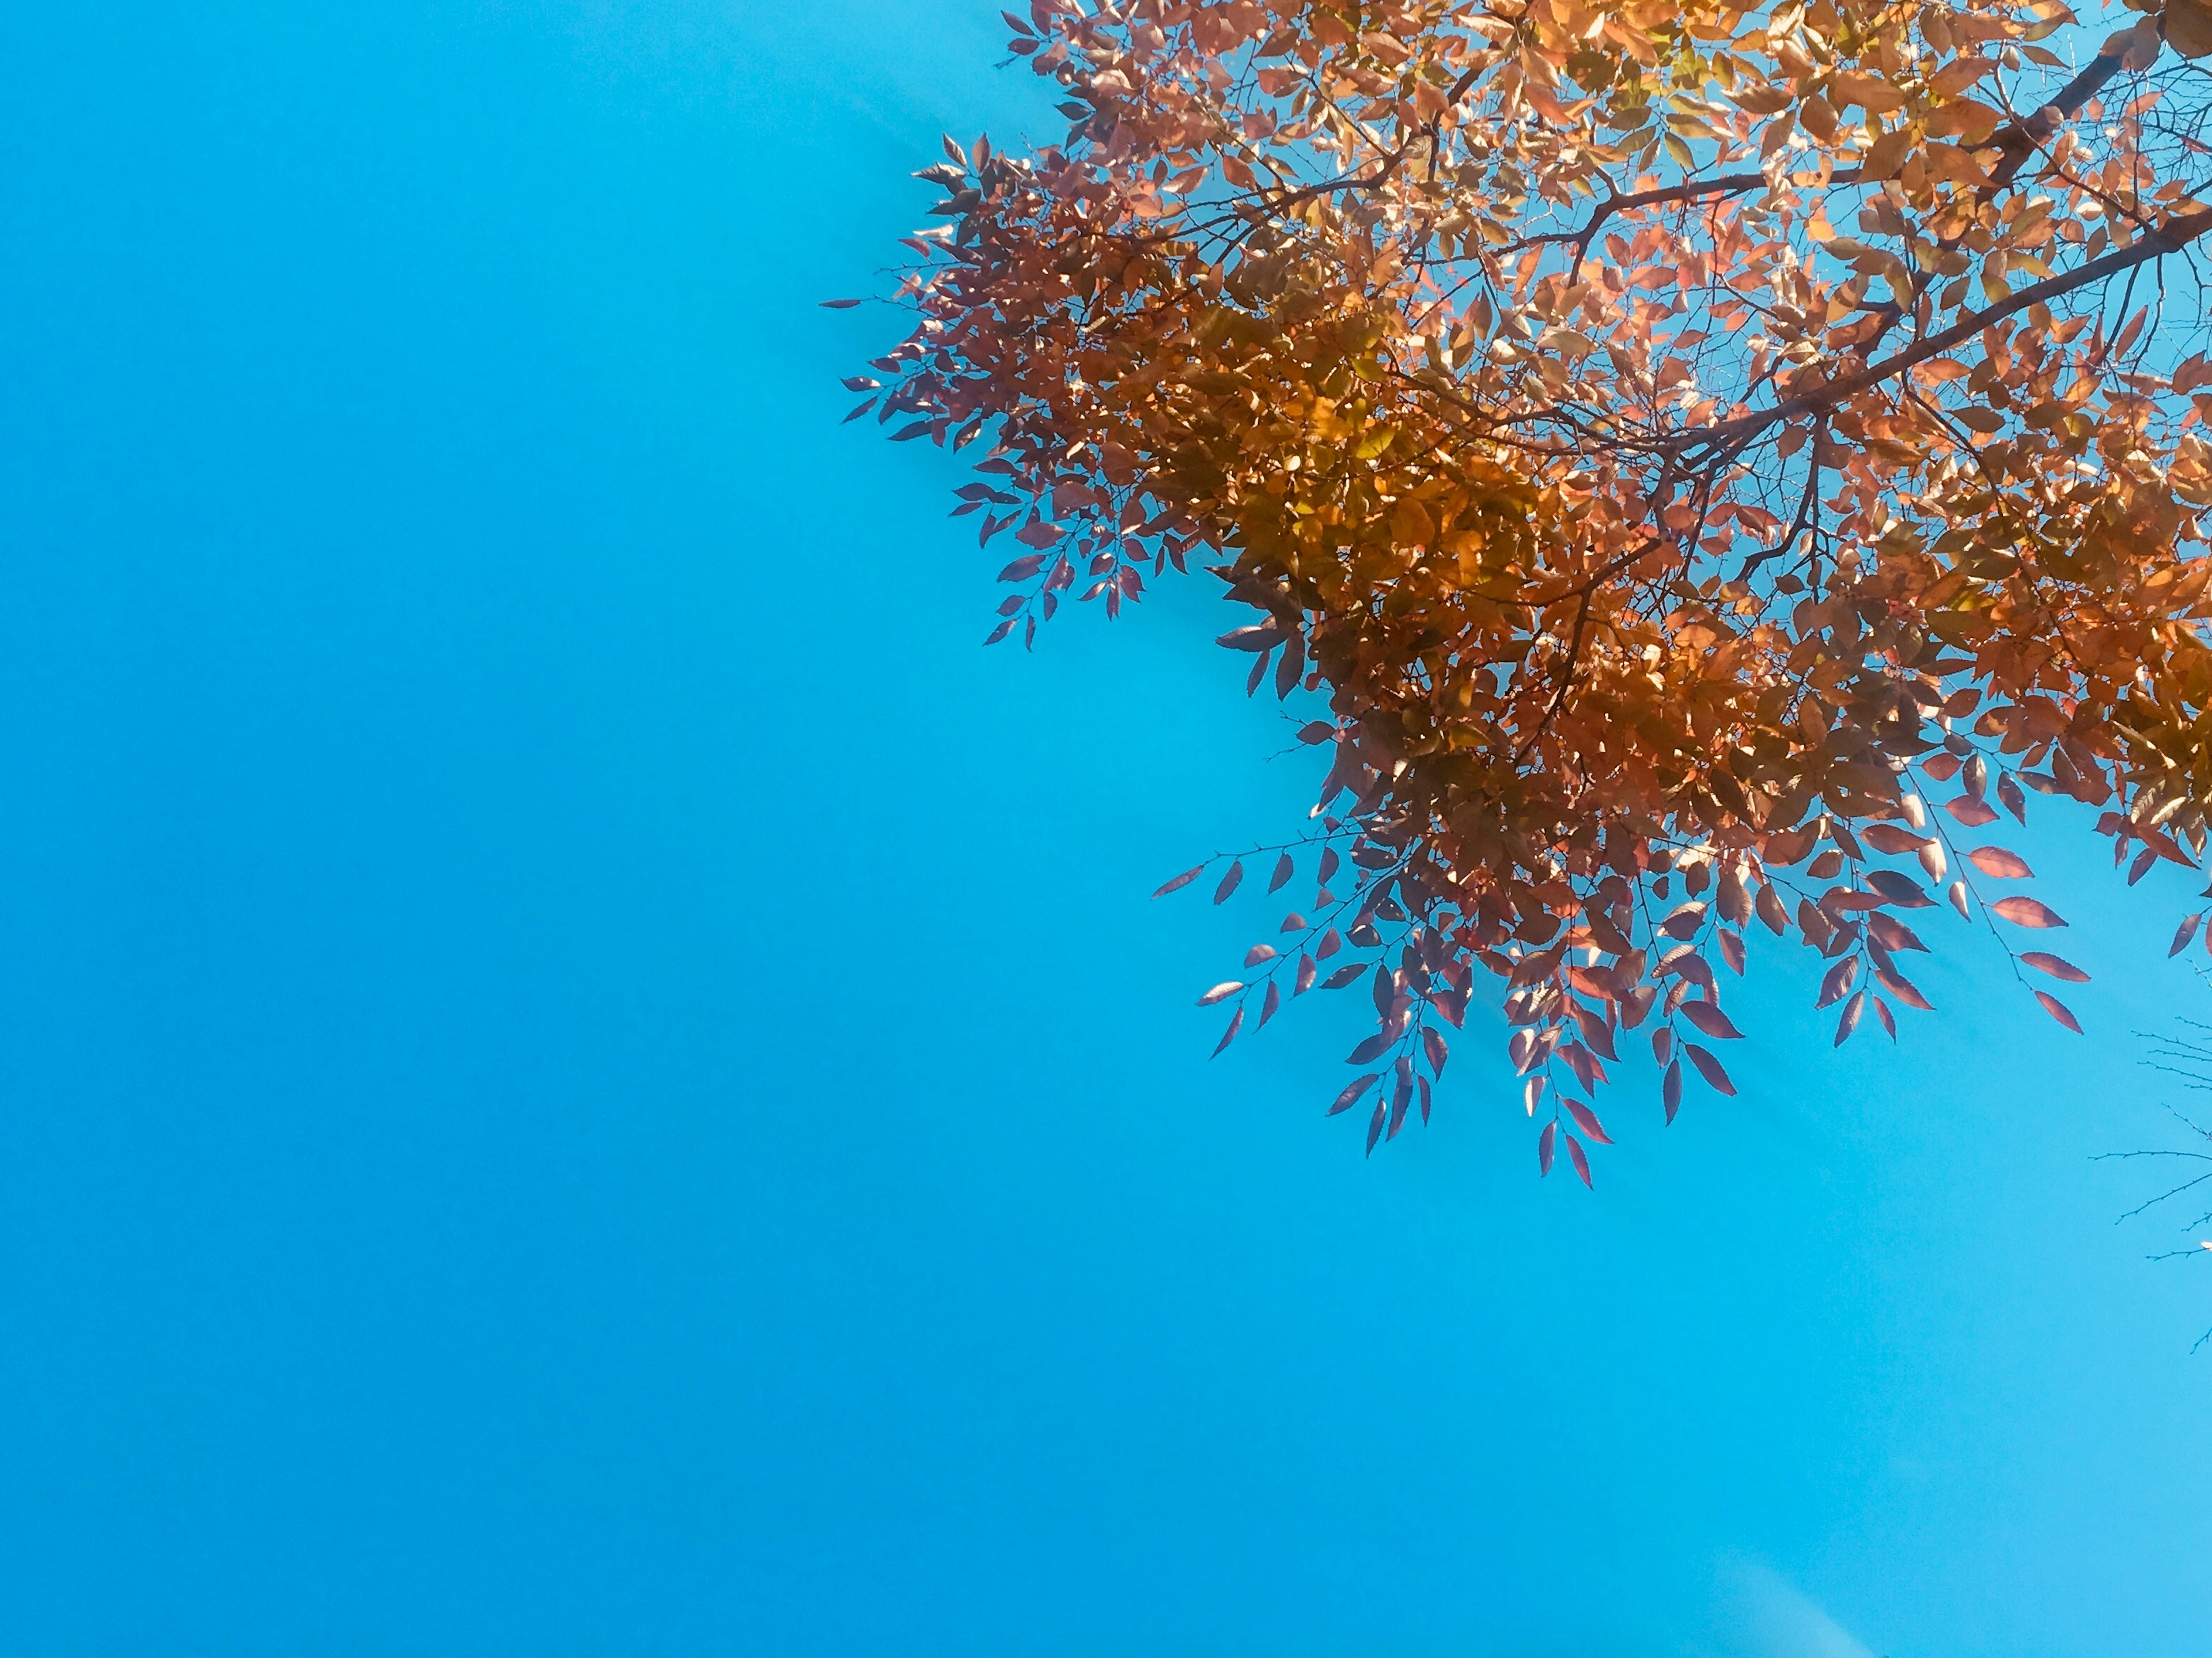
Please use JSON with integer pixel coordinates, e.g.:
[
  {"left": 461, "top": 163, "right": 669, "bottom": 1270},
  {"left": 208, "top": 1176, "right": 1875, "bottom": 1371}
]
[
  {"left": 1991, "top": 896, "right": 2067, "bottom": 928},
  {"left": 1565, "top": 1133, "right": 1593, "bottom": 1189},
  {"left": 1680, "top": 999, "right": 1744, "bottom": 1040},
  {"left": 2034, "top": 990, "right": 2082, "bottom": 1033},
  {"left": 1211, "top": 1006, "right": 1243, "bottom": 1057},
  {"left": 1565, "top": 1098, "right": 1613, "bottom": 1145},
  {"left": 1328, "top": 1073, "right": 1380, "bottom": 1116},
  {"left": 1685, "top": 1044, "right": 1736, "bottom": 1095}
]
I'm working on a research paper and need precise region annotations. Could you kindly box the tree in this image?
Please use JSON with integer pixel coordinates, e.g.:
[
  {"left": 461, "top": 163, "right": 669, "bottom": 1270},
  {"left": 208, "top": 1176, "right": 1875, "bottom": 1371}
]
[{"left": 844, "top": 0, "right": 2212, "bottom": 1178}]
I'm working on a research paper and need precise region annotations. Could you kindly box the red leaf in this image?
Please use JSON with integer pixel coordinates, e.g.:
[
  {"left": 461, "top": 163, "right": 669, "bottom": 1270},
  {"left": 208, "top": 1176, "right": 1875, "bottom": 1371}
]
[
  {"left": 819, "top": 297, "right": 867, "bottom": 308},
  {"left": 1422, "top": 1027, "right": 1449, "bottom": 1077},
  {"left": 1345, "top": 1032, "right": 1391, "bottom": 1065},
  {"left": 1816, "top": 955, "right": 1859, "bottom": 1009},
  {"left": 1662, "top": 1057, "right": 1683, "bottom": 1123},
  {"left": 1152, "top": 865, "right": 1205, "bottom": 899},
  {"left": 1685, "top": 1043, "right": 1736, "bottom": 1095},
  {"left": 1537, "top": 1119, "right": 1556, "bottom": 1176},
  {"left": 1366, "top": 1099, "right": 1387, "bottom": 1155},
  {"left": 1944, "top": 796, "right": 2001, "bottom": 827},
  {"left": 1835, "top": 990, "right": 1866, "bottom": 1046},
  {"left": 997, "top": 553, "right": 1048, "bottom": 582},
  {"left": 1196, "top": 981, "right": 1243, "bottom": 1006},
  {"left": 1991, "top": 895, "right": 2066, "bottom": 928},
  {"left": 1294, "top": 954, "right": 1316, "bottom": 994},
  {"left": 1966, "top": 846, "right": 2033, "bottom": 879},
  {"left": 1565, "top": 1098, "right": 1613, "bottom": 1145},
  {"left": 1243, "top": 944, "right": 1277, "bottom": 967},
  {"left": 1680, "top": 998, "right": 1744, "bottom": 1040},
  {"left": 1297, "top": 721, "right": 1335, "bottom": 744},
  {"left": 2034, "top": 990, "right": 2082, "bottom": 1033},
  {"left": 1329, "top": 1073, "right": 1380, "bottom": 1115},
  {"left": 1211, "top": 1006, "right": 1243, "bottom": 1057},
  {"left": 1566, "top": 1133, "right": 1593, "bottom": 1188},
  {"left": 1214, "top": 860, "right": 1244, "bottom": 903},
  {"left": 1873, "top": 996, "right": 1897, "bottom": 1039},
  {"left": 1257, "top": 981, "right": 1281, "bottom": 1028},
  {"left": 2020, "top": 951, "right": 2089, "bottom": 983},
  {"left": 2174, "top": 914, "right": 2205, "bottom": 957},
  {"left": 1268, "top": 853, "right": 1295, "bottom": 892},
  {"left": 983, "top": 618, "right": 1017, "bottom": 646}
]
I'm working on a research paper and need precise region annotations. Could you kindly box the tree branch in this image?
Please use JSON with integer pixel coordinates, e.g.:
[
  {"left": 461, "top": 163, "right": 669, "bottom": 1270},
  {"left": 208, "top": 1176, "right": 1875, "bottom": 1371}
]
[{"left": 1683, "top": 208, "right": 2212, "bottom": 455}]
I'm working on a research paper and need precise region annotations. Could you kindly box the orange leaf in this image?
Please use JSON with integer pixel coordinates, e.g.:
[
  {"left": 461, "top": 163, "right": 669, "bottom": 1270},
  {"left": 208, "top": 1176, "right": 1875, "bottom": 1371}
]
[{"left": 1991, "top": 896, "right": 2067, "bottom": 928}]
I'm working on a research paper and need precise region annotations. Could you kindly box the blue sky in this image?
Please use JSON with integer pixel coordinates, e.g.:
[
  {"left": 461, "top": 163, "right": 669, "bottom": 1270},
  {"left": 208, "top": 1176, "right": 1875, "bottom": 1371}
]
[{"left": 0, "top": 3, "right": 2207, "bottom": 1653}]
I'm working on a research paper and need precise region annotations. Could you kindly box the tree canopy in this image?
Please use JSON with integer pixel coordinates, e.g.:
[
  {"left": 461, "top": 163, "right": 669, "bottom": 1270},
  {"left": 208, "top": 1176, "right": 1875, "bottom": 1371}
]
[{"left": 845, "top": 0, "right": 2212, "bottom": 1178}]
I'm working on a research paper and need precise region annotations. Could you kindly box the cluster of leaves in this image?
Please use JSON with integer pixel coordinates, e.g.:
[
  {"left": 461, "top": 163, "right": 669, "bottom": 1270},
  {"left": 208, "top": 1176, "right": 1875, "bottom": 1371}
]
[{"left": 844, "top": 0, "right": 2212, "bottom": 1180}]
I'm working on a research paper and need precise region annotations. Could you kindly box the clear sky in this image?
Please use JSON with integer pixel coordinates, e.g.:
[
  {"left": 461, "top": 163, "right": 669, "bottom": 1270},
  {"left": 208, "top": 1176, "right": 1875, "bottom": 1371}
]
[{"left": 0, "top": 3, "right": 2207, "bottom": 1654}]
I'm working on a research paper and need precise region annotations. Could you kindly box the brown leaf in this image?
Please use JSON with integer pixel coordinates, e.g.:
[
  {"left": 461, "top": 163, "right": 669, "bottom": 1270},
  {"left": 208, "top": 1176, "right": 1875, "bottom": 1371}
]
[
  {"left": 1991, "top": 896, "right": 2067, "bottom": 928},
  {"left": 1564, "top": 1097, "right": 1612, "bottom": 1145},
  {"left": 2020, "top": 951, "right": 2089, "bottom": 983},
  {"left": 1965, "top": 846, "right": 2033, "bottom": 879},
  {"left": 1684, "top": 1043, "right": 1735, "bottom": 1095},
  {"left": 1835, "top": 989, "right": 1866, "bottom": 1046},
  {"left": 1153, "top": 865, "right": 1205, "bottom": 899},
  {"left": 1211, "top": 1006, "right": 1244, "bottom": 1057},
  {"left": 2034, "top": 990, "right": 2082, "bottom": 1034},
  {"left": 1565, "top": 1133, "right": 1593, "bottom": 1189},
  {"left": 1680, "top": 998, "right": 1744, "bottom": 1040},
  {"left": 1329, "top": 1073, "right": 1380, "bottom": 1115}
]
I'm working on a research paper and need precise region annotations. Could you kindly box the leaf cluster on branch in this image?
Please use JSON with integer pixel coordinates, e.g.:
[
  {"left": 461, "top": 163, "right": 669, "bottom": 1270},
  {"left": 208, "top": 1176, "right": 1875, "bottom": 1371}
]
[{"left": 845, "top": 0, "right": 2212, "bottom": 1180}]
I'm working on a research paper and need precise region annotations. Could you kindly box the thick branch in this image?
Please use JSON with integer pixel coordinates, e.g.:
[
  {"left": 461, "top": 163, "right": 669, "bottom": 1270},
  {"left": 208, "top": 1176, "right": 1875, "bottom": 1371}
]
[
  {"left": 1684, "top": 207, "right": 2212, "bottom": 455},
  {"left": 1501, "top": 168, "right": 1866, "bottom": 261}
]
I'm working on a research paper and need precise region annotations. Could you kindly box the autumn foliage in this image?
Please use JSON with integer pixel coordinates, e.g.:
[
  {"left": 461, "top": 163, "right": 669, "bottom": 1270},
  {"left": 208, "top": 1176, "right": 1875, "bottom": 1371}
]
[{"left": 844, "top": 0, "right": 2212, "bottom": 1178}]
